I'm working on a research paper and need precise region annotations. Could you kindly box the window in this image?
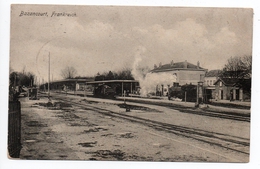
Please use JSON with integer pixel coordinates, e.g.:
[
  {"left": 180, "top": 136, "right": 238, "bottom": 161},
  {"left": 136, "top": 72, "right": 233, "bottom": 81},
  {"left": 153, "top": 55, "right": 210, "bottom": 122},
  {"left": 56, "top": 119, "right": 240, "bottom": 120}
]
[{"left": 210, "top": 80, "right": 212, "bottom": 86}]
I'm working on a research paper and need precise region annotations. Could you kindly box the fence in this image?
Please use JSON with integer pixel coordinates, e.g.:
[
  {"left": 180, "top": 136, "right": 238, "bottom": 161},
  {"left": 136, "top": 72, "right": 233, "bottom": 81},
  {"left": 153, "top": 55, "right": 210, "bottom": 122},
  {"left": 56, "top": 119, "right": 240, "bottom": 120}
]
[{"left": 8, "top": 101, "right": 22, "bottom": 158}]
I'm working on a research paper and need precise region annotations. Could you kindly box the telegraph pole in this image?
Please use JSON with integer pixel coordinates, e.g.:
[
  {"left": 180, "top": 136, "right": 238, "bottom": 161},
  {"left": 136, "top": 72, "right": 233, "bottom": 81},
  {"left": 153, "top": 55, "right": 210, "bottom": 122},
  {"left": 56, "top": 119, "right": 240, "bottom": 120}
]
[{"left": 48, "top": 52, "right": 50, "bottom": 101}]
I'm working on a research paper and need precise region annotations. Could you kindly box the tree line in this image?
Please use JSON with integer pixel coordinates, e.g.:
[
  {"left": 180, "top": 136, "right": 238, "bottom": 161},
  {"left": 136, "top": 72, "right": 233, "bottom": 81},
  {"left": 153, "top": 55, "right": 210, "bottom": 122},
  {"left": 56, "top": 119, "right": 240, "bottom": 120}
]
[
  {"left": 60, "top": 66, "right": 135, "bottom": 81},
  {"left": 59, "top": 55, "right": 251, "bottom": 81},
  {"left": 94, "top": 68, "right": 134, "bottom": 81},
  {"left": 9, "top": 55, "right": 251, "bottom": 87},
  {"left": 9, "top": 70, "right": 35, "bottom": 87}
]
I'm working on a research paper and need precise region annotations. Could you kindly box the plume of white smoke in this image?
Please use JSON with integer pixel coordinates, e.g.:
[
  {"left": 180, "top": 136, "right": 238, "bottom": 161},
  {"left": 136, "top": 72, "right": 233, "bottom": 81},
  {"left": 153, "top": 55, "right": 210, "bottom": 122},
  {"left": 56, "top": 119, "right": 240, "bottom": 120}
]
[
  {"left": 139, "top": 72, "right": 177, "bottom": 96},
  {"left": 131, "top": 46, "right": 177, "bottom": 96}
]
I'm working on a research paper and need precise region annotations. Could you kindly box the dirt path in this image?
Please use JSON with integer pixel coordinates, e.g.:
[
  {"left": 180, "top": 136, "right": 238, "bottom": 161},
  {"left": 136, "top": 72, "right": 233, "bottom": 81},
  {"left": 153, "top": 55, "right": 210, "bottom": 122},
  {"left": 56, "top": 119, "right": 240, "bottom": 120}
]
[{"left": 19, "top": 96, "right": 249, "bottom": 162}]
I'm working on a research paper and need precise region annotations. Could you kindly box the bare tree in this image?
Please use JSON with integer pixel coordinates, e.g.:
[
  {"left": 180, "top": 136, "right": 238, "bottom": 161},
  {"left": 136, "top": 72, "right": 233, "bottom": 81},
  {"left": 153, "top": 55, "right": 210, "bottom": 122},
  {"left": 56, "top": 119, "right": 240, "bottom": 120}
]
[
  {"left": 241, "top": 55, "right": 252, "bottom": 75},
  {"left": 221, "top": 55, "right": 252, "bottom": 79},
  {"left": 60, "top": 66, "right": 77, "bottom": 79}
]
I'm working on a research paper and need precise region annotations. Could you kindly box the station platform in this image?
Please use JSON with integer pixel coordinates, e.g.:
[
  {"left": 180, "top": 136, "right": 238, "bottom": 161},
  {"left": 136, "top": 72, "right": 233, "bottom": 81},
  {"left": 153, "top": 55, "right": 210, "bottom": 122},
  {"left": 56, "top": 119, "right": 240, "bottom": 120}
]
[
  {"left": 42, "top": 91, "right": 251, "bottom": 116},
  {"left": 116, "top": 96, "right": 251, "bottom": 115}
]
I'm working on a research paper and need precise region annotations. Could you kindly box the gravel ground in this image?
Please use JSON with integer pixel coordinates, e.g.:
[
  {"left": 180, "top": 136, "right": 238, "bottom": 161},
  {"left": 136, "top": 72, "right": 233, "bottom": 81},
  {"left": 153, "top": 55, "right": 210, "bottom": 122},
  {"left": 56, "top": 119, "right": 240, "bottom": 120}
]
[{"left": 18, "top": 95, "right": 250, "bottom": 162}]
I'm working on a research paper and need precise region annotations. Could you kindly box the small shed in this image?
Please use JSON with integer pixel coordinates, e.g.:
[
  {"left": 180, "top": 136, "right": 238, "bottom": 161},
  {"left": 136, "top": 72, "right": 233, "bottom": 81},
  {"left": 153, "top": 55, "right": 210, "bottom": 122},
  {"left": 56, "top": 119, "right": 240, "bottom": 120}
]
[
  {"left": 214, "top": 78, "right": 251, "bottom": 101},
  {"left": 214, "top": 78, "right": 238, "bottom": 100}
]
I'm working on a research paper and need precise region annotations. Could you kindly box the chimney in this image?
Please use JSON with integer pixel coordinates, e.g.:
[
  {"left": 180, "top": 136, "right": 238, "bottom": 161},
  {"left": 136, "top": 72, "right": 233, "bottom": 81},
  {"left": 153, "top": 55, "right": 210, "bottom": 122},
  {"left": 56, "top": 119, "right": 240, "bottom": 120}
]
[
  {"left": 197, "top": 61, "right": 200, "bottom": 69},
  {"left": 170, "top": 60, "right": 174, "bottom": 66},
  {"left": 159, "top": 62, "right": 162, "bottom": 67},
  {"left": 184, "top": 60, "right": 187, "bottom": 68}
]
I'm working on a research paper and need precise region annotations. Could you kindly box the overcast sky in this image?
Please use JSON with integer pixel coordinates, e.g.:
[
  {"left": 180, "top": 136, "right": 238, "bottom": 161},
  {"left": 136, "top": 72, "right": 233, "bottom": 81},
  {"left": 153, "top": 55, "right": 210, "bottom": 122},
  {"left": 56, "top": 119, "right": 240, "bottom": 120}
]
[{"left": 10, "top": 5, "right": 253, "bottom": 81}]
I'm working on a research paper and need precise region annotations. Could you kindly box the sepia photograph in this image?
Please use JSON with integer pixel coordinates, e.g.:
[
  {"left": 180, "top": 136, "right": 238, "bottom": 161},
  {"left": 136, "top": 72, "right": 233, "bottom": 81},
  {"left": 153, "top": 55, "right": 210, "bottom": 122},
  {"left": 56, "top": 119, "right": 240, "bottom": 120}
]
[{"left": 7, "top": 3, "right": 253, "bottom": 163}]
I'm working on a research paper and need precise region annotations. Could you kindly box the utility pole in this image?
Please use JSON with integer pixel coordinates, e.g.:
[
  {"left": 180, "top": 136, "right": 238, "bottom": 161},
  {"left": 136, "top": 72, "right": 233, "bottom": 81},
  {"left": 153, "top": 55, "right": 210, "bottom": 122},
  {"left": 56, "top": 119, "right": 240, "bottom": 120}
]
[
  {"left": 122, "top": 82, "right": 124, "bottom": 97},
  {"left": 124, "top": 90, "right": 126, "bottom": 104},
  {"left": 196, "top": 83, "right": 199, "bottom": 107},
  {"left": 75, "top": 80, "right": 77, "bottom": 95},
  {"left": 35, "top": 76, "right": 36, "bottom": 87},
  {"left": 35, "top": 76, "right": 38, "bottom": 99},
  {"left": 48, "top": 52, "right": 50, "bottom": 101},
  {"left": 185, "top": 91, "right": 187, "bottom": 103}
]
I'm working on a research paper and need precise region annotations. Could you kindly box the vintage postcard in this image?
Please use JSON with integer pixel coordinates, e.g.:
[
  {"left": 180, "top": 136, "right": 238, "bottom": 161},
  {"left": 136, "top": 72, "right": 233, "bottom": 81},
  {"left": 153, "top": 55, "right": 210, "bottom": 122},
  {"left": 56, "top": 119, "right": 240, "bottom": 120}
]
[{"left": 8, "top": 4, "right": 252, "bottom": 162}]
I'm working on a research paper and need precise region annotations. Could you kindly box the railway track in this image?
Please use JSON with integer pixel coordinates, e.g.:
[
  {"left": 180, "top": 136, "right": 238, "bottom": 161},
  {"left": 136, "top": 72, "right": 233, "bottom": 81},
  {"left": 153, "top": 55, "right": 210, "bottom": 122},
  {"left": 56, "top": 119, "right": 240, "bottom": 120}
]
[
  {"left": 167, "top": 106, "right": 250, "bottom": 122},
  {"left": 116, "top": 99, "right": 250, "bottom": 122},
  {"left": 49, "top": 91, "right": 250, "bottom": 122},
  {"left": 52, "top": 94, "right": 250, "bottom": 156}
]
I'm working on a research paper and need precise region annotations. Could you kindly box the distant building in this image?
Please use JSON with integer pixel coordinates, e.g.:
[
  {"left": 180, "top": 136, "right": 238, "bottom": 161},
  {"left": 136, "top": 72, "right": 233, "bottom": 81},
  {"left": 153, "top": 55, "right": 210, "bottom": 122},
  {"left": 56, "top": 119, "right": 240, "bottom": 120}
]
[
  {"left": 204, "top": 70, "right": 222, "bottom": 100},
  {"left": 150, "top": 60, "right": 207, "bottom": 96},
  {"left": 40, "top": 78, "right": 94, "bottom": 91}
]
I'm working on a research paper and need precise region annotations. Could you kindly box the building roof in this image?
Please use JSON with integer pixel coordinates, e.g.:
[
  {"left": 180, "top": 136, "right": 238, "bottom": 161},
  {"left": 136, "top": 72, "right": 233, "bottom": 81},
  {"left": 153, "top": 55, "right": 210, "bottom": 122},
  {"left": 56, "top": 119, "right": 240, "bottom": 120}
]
[
  {"left": 86, "top": 80, "right": 139, "bottom": 84},
  {"left": 52, "top": 78, "right": 94, "bottom": 83},
  {"left": 150, "top": 61, "right": 206, "bottom": 73},
  {"left": 205, "top": 69, "right": 222, "bottom": 77},
  {"left": 214, "top": 78, "right": 238, "bottom": 86}
]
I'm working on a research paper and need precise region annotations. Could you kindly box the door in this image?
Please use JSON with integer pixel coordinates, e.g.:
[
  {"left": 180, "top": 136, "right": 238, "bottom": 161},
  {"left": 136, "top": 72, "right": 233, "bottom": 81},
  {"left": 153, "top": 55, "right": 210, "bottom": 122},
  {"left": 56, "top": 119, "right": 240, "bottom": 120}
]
[
  {"left": 218, "top": 89, "right": 223, "bottom": 100},
  {"left": 236, "top": 89, "right": 239, "bottom": 100}
]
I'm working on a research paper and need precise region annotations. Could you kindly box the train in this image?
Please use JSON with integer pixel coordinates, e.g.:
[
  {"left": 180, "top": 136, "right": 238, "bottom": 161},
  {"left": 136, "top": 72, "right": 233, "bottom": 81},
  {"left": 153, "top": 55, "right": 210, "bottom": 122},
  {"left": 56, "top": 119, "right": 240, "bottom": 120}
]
[{"left": 93, "top": 84, "right": 117, "bottom": 98}]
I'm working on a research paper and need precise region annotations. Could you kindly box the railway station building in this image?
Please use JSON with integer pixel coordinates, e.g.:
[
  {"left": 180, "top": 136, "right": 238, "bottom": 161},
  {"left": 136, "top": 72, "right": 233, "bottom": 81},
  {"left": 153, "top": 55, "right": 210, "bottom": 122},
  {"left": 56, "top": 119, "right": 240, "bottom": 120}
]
[{"left": 150, "top": 60, "right": 207, "bottom": 96}]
